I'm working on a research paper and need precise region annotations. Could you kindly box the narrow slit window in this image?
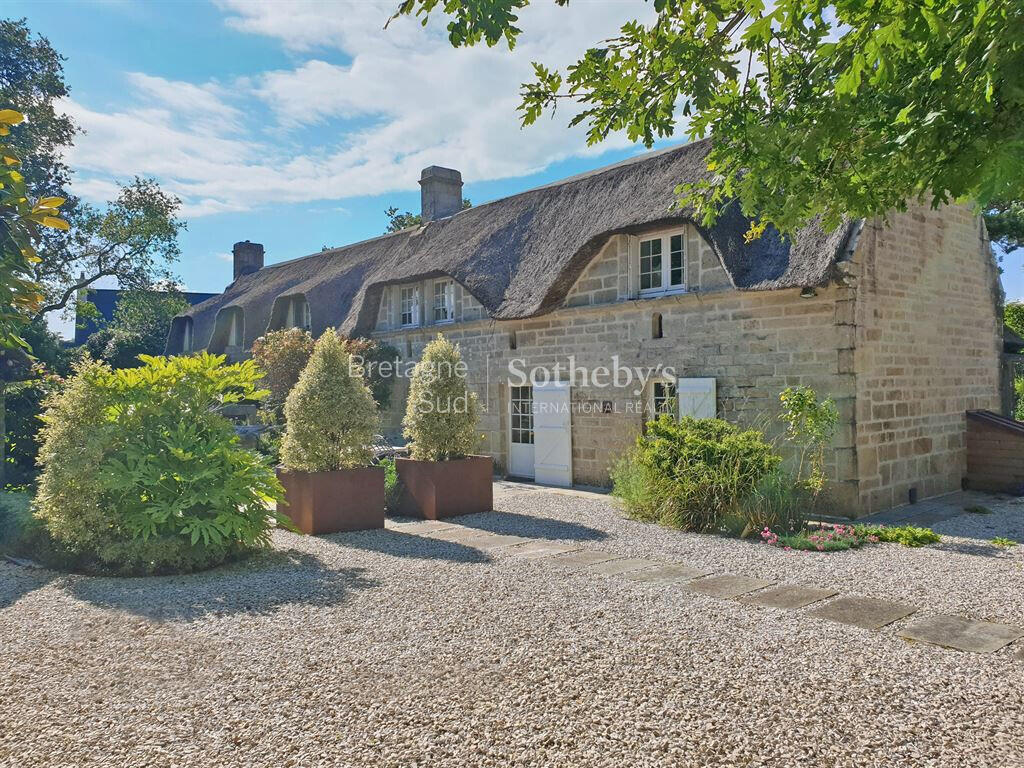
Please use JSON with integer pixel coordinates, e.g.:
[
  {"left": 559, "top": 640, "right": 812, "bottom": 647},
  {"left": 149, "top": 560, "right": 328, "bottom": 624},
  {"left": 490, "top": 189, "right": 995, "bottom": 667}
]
[
  {"left": 652, "top": 312, "right": 663, "bottom": 339},
  {"left": 181, "top": 319, "right": 193, "bottom": 353},
  {"left": 509, "top": 330, "right": 517, "bottom": 350}
]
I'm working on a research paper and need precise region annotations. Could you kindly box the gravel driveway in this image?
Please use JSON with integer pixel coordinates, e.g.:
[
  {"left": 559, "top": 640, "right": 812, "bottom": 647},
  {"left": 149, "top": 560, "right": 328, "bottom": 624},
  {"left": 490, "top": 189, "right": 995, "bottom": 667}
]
[{"left": 2, "top": 489, "right": 1022, "bottom": 767}]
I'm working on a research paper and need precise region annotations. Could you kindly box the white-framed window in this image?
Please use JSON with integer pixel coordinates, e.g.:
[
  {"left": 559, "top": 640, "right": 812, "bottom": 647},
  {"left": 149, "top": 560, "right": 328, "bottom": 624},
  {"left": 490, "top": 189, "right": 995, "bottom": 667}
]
[
  {"left": 639, "top": 231, "right": 685, "bottom": 295},
  {"left": 286, "top": 297, "right": 311, "bottom": 330},
  {"left": 432, "top": 279, "right": 454, "bottom": 324},
  {"left": 227, "top": 309, "right": 243, "bottom": 347},
  {"left": 400, "top": 285, "right": 420, "bottom": 327},
  {"left": 650, "top": 378, "right": 677, "bottom": 418},
  {"left": 181, "top": 318, "right": 194, "bottom": 353}
]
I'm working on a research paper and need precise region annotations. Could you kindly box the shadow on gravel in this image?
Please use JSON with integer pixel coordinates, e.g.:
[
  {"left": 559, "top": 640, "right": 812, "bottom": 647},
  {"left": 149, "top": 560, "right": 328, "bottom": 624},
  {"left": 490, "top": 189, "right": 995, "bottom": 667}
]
[
  {"left": 61, "top": 549, "right": 378, "bottom": 621},
  {"left": 0, "top": 564, "right": 55, "bottom": 611},
  {"left": 933, "top": 541, "right": 1007, "bottom": 558},
  {"left": 328, "top": 529, "right": 492, "bottom": 563},
  {"left": 456, "top": 510, "right": 607, "bottom": 542}
]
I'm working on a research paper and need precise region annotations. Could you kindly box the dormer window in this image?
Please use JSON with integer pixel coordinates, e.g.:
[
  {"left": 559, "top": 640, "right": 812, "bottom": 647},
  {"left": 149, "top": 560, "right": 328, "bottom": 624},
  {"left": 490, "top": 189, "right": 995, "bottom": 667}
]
[
  {"left": 285, "top": 296, "right": 311, "bottom": 330},
  {"left": 227, "top": 309, "right": 243, "bottom": 347},
  {"left": 639, "top": 231, "right": 685, "bottom": 296},
  {"left": 400, "top": 285, "right": 420, "bottom": 327},
  {"left": 433, "top": 279, "right": 454, "bottom": 323}
]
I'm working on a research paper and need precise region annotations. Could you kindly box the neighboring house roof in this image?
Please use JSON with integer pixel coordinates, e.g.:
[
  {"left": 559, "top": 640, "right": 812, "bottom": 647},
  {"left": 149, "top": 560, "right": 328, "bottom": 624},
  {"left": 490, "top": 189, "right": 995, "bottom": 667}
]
[
  {"left": 1005, "top": 323, "right": 1024, "bottom": 354},
  {"left": 168, "top": 140, "right": 856, "bottom": 353},
  {"left": 74, "top": 287, "right": 219, "bottom": 345}
]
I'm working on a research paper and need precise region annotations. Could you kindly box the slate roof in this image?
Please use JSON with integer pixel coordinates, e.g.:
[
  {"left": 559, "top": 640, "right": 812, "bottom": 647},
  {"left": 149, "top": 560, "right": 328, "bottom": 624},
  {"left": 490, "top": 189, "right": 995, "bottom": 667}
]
[{"left": 167, "top": 140, "right": 855, "bottom": 353}]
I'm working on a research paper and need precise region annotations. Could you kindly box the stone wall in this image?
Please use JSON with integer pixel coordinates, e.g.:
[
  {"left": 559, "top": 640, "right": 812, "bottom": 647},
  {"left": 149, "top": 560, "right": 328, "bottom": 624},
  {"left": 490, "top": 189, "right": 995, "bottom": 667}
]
[
  {"left": 373, "top": 229, "right": 859, "bottom": 509},
  {"left": 370, "top": 206, "right": 1001, "bottom": 515},
  {"left": 848, "top": 203, "right": 1003, "bottom": 513}
]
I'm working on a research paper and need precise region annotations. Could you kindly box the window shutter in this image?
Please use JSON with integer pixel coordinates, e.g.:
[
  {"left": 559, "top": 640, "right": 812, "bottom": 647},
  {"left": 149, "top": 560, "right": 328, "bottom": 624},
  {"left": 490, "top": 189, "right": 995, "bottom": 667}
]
[
  {"left": 626, "top": 235, "right": 640, "bottom": 299},
  {"left": 676, "top": 378, "right": 717, "bottom": 419},
  {"left": 390, "top": 287, "right": 400, "bottom": 328}
]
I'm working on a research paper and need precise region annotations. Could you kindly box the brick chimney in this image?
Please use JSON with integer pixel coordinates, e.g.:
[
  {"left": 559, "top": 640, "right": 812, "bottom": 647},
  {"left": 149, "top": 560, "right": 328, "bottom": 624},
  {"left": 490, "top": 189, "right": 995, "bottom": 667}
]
[
  {"left": 233, "top": 240, "right": 264, "bottom": 281},
  {"left": 419, "top": 166, "right": 463, "bottom": 222}
]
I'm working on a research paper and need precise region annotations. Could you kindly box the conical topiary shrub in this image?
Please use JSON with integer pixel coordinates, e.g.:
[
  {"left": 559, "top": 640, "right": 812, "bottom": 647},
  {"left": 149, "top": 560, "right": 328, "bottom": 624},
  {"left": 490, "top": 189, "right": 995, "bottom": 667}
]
[
  {"left": 276, "top": 330, "right": 385, "bottom": 534},
  {"left": 397, "top": 334, "right": 491, "bottom": 519},
  {"left": 402, "top": 333, "right": 479, "bottom": 460}
]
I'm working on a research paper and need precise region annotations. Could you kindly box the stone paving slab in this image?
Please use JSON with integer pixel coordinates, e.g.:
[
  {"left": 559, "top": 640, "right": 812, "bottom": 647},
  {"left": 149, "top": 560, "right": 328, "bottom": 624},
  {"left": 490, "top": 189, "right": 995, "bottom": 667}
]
[
  {"left": 548, "top": 550, "right": 623, "bottom": 569},
  {"left": 472, "top": 534, "right": 534, "bottom": 550},
  {"left": 622, "top": 563, "right": 707, "bottom": 584},
  {"left": 739, "top": 585, "right": 839, "bottom": 610},
  {"left": 899, "top": 615, "right": 1024, "bottom": 653},
  {"left": 807, "top": 596, "right": 918, "bottom": 630},
  {"left": 506, "top": 541, "right": 581, "bottom": 560},
  {"left": 386, "top": 520, "right": 457, "bottom": 535},
  {"left": 578, "top": 557, "right": 663, "bottom": 576},
  {"left": 685, "top": 574, "right": 776, "bottom": 599},
  {"left": 424, "top": 527, "right": 496, "bottom": 545}
]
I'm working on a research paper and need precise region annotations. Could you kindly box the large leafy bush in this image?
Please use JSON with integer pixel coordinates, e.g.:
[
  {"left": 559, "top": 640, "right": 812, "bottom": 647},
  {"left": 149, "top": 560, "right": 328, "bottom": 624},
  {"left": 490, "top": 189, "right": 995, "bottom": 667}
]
[
  {"left": 402, "top": 334, "right": 479, "bottom": 461},
  {"left": 280, "top": 329, "right": 379, "bottom": 472},
  {"left": 611, "top": 415, "right": 781, "bottom": 532},
  {"left": 33, "top": 354, "right": 286, "bottom": 575}
]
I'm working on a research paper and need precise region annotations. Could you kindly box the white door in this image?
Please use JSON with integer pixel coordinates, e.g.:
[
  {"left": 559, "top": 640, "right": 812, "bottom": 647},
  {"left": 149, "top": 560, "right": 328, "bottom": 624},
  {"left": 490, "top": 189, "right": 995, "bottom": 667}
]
[
  {"left": 508, "top": 385, "right": 535, "bottom": 479},
  {"left": 533, "top": 381, "right": 572, "bottom": 487}
]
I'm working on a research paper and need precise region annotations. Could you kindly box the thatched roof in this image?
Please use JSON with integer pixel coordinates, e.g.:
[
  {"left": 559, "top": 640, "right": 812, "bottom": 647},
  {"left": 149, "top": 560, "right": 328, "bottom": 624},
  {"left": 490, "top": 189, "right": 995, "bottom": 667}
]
[{"left": 168, "top": 140, "right": 855, "bottom": 353}]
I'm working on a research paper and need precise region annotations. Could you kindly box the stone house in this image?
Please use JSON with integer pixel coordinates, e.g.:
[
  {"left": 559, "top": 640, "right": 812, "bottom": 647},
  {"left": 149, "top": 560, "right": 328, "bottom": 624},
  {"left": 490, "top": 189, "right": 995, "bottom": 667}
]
[{"left": 167, "top": 141, "right": 1005, "bottom": 516}]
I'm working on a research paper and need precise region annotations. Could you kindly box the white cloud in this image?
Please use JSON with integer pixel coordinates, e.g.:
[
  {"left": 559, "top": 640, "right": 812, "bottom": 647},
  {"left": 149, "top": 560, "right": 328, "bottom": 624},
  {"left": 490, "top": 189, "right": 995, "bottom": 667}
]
[
  {"left": 126, "top": 73, "right": 242, "bottom": 133},
  {"left": 67, "top": 0, "right": 657, "bottom": 217}
]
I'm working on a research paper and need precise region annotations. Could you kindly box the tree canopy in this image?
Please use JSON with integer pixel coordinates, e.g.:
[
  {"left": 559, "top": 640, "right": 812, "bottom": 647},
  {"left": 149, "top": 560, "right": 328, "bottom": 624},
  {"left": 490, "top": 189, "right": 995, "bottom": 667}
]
[
  {"left": 84, "top": 286, "right": 189, "bottom": 369},
  {"left": 390, "top": 0, "right": 1023, "bottom": 249},
  {"left": 2, "top": 18, "right": 183, "bottom": 325},
  {"left": 384, "top": 198, "right": 472, "bottom": 233}
]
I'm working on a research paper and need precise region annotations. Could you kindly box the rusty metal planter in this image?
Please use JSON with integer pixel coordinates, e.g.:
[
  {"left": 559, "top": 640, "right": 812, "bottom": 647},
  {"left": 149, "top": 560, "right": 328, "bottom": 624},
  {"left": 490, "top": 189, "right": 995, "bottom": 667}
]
[
  {"left": 394, "top": 455, "right": 493, "bottom": 519},
  {"left": 276, "top": 466, "right": 385, "bottom": 535}
]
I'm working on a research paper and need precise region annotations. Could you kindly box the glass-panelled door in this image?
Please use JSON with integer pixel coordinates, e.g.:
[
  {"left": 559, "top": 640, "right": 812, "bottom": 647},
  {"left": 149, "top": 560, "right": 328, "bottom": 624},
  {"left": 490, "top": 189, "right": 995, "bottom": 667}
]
[{"left": 508, "top": 385, "right": 535, "bottom": 479}]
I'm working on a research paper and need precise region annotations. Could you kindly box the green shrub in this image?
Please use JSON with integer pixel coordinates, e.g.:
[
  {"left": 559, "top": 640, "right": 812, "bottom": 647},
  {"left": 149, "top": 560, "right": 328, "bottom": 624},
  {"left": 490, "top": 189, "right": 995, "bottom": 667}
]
[
  {"left": 611, "top": 415, "right": 782, "bottom": 532},
  {"left": 778, "top": 386, "right": 838, "bottom": 494},
  {"left": 402, "top": 334, "right": 479, "bottom": 461},
  {"left": 737, "top": 469, "right": 810, "bottom": 537},
  {"left": 853, "top": 523, "right": 941, "bottom": 548},
  {"left": 343, "top": 337, "right": 401, "bottom": 410},
  {"left": 33, "top": 354, "right": 287, "bottom": 575},
  {"left": 252, "top": 328, "right": 316, "bottom": 408},
  {"left": 992, "top": 537, "right": 1017, "bottom": 548},
  {"left": 381, "top": 457, "right": 403, "bottom": 510},
  {"left": 280, "top": 330, "right": 379, "bottom": 472},
  {"left": 0, "top": 491, "right": 32, "bottom": 553}
]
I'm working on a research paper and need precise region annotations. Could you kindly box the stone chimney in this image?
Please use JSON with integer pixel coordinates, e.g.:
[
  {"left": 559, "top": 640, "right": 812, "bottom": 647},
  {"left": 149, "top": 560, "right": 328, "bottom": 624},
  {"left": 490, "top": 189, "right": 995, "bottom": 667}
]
[
  {"left": 419, "top": 166, "right": 463, "bottom": 222},
  {"left": 233, "top": 240, "right": 264, "bottom": 281}
]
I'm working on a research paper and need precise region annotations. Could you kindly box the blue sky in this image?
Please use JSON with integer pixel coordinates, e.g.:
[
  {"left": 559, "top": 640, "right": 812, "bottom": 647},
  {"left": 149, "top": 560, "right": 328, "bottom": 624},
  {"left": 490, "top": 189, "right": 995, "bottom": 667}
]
[{"left": 9, "top": 0, "right": 1022, "bottom": 337}]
